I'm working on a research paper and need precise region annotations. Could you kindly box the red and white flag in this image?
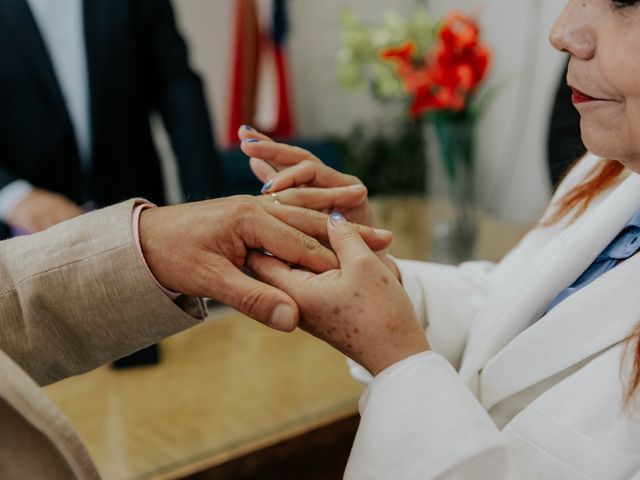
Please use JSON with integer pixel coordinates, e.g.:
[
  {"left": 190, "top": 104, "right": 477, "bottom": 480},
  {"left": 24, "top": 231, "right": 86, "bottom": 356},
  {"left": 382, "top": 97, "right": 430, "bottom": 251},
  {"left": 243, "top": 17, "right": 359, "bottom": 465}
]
[{"left": 227, "top": 0, "right": 294, "bottom": 145}]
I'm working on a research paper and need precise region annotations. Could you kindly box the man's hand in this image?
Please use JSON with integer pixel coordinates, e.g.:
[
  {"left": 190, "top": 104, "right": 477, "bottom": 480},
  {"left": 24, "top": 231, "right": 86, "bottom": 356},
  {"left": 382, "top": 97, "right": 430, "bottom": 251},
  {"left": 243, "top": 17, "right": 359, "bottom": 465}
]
[
  {"left": 139, "top": 196, "right": 393, "bottom": 332},
  {"left": 6, "top": 188, "right": 83, "bottom": 233},
  {"left": 248, "top": 212, "right": 428, "bottom": 376}
]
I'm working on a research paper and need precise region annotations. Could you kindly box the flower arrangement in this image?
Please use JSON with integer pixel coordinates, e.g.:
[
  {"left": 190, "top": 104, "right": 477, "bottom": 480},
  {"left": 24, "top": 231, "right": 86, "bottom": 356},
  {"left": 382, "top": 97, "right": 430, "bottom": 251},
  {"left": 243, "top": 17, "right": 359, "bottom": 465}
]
[
  {"left": 337, "top": 7, "right": 492, "bottom": 120},
  {"left": 336, "top": 7, "right": 494, "bottom": 263},
  {"left": 379, "top": 12, "right": 490, "bottom": 117}
]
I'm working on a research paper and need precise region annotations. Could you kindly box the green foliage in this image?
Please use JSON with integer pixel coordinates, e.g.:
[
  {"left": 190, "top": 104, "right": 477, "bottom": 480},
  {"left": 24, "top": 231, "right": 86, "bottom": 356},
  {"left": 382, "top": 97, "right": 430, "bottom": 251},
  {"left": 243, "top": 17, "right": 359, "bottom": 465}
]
[
  {"left": 335, "top": 7, "right": 438, "bottom": 102},
  {"left": 333, "top": 118, "right": 426, "bottom": 196}
]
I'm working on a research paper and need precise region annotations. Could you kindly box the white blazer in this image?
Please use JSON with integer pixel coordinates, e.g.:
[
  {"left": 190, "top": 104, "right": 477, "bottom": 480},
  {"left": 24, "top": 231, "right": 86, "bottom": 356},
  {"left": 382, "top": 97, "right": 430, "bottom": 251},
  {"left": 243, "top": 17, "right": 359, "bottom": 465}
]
[{"left": 345, "top": 154, "right": 640, "bottom": 480}]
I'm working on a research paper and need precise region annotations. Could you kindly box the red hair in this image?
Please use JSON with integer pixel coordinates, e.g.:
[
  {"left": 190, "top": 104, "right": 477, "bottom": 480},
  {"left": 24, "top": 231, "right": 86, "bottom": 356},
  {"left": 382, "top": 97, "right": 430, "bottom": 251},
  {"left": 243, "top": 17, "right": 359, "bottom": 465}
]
[{"left": 545, "top": 159, "right": 640, "bottom": 404}]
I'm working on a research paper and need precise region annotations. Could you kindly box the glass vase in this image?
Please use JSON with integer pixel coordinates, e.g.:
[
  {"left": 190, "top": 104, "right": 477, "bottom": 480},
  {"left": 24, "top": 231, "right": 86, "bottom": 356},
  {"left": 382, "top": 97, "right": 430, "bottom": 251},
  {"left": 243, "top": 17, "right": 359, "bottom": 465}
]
[{"left": 427, "top": 111, "right": 478, "bottom": 264}]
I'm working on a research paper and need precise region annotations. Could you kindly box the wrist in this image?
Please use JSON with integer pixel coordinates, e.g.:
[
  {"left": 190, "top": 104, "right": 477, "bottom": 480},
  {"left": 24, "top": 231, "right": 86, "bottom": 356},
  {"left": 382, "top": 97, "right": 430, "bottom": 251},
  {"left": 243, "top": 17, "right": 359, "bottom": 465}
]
[
  {"left": 134, "top": 204, "right": 181, "bottom": 300},
  {"left": 366, "top": 336, "right": 430, "bottom": 377}
]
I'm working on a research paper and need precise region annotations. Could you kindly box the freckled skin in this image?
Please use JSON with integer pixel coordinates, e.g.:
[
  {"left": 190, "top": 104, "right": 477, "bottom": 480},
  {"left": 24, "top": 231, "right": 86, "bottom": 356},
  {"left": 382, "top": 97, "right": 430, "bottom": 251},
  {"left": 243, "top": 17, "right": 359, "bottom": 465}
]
[
  {"left": 247, "top": 217, "right": 429, "bottom": 375},
  {"left": 285, "top": 266, "right": 428, "bottom": 376}
]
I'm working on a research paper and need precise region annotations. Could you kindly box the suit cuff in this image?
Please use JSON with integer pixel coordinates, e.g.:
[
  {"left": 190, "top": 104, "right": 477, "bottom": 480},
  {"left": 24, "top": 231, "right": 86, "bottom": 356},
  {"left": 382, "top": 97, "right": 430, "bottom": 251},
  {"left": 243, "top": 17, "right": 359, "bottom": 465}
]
[
  {"left": 348, "top": 351, "right": 503, "bottom": 479},
  {"left": 132, "top": 203, "right": 181, "bottom": 300},
  {"left": 0, "top": 180, "right": 34, "bottom": 220}
]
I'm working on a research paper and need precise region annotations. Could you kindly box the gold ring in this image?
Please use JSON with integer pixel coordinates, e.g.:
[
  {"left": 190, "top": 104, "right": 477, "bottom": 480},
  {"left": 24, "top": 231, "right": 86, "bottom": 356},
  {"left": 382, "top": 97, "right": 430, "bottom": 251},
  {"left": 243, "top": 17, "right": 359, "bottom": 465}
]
[{"left": 271, "top": 192, "right": 282, "bottom": 205}]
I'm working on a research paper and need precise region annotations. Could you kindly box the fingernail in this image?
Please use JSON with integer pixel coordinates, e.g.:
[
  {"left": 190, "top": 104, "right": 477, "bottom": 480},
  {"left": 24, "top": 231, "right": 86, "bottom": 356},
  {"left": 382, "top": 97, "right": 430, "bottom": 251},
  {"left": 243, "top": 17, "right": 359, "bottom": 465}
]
[
  {"left": 345, "top": 184, "right": 366, "bottom": 191},
  {"left": 270, "top": 304, "right": 295, "bottom": 331},
  {"left": 261, "top": 179, "right": 274, "bottom": 193},
  {"left": 374, "top": 228, "right": 393, "bottom": 237},
  {"left": 330, "top": 211, "right": 346, "bottom": 227},
  {"left": 244, "top": 138, "right": 260, "bottom": 143},
  {"left": 243, "top": 124, "right": 254, "bottom": 131}
]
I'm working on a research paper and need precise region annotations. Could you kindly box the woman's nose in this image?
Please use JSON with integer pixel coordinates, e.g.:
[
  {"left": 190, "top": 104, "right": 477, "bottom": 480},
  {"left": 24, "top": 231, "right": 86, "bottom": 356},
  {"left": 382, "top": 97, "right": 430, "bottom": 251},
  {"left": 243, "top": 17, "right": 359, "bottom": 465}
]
[{"left": 549, "top": 0, "right": 596, "bottom": 60}]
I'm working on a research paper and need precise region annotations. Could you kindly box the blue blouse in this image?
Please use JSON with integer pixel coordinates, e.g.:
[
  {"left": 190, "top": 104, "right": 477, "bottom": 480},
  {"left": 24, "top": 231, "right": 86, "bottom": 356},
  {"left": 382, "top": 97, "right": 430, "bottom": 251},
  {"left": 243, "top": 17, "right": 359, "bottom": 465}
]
[{"left": 545, "top": 207, "right": 640, "bottom": 314}]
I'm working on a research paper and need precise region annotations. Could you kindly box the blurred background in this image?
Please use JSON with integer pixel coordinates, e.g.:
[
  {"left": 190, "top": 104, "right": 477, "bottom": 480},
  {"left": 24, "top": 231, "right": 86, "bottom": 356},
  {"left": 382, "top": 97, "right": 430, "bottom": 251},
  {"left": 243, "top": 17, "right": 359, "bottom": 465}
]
[{"left": 162, "top": 0, "right": 572, "bottom": 221}]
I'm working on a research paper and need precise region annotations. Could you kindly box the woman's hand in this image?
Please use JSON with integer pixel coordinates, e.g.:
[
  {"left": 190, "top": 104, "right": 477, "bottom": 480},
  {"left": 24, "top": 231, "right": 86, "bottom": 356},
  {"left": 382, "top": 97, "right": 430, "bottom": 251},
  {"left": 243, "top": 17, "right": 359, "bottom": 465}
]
[
  {"left": 238, "top": 126, "right": 376, "bottom": 227},
  {"left": 247, "top": 212, "right": 429, "bottom": 376},
  {"left": 238, "top": 126, "right": 400, "bottom": 280}
]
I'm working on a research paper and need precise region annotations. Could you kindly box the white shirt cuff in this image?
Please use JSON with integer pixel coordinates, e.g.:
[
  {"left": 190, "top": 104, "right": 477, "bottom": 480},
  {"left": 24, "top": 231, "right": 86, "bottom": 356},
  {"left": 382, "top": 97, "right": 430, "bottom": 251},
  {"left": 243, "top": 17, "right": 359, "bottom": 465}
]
[{"left": 0, "top": 180, "right": 34, "bottom": 220}]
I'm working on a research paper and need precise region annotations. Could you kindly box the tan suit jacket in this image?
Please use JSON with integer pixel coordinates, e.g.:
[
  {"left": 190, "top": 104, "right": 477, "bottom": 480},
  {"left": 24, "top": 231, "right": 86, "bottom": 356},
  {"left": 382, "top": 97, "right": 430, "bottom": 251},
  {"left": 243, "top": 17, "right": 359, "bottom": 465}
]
[{"left": 0, "top": 199, "right": 206, "bottom": 479}]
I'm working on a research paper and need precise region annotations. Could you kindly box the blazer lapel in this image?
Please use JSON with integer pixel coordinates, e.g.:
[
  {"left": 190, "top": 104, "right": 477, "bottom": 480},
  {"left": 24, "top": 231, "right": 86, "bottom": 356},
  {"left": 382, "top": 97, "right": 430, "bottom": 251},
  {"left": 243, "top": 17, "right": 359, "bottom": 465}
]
[
  {"left": 459, "top": 173, "right": 640, "bottom": 390},
  {"left": 480, "top": 251, "right": 640, "bottom": 411},
  {"left": 0, "top": 0, "right": 70, "bottom": 120}
]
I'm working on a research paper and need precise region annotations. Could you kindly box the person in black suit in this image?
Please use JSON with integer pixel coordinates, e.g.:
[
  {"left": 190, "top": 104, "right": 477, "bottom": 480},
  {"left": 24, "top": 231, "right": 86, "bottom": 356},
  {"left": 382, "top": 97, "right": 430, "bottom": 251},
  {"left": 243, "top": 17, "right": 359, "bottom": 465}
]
[
  {"left": 0, "top": 0, "right": 224, "bottom": 238},
  {"left": 0, "top": 0, "right": 224, "bottom": 367}
]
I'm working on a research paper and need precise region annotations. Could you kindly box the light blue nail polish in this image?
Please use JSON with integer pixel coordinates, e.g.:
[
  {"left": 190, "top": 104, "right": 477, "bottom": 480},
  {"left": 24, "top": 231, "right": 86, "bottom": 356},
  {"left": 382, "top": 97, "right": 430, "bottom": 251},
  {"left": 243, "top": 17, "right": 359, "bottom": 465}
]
[
  {"left": 261, "top": 179, "right": 274, "bottom": 193},
  {"left": 243, "top": 124, "right": 254, "bottom": 131},
  {"left": 330, "top": 211, "right": 346, "bottom": 226},
  {"left": 245, "top": 138, "right": 260, "bottom": 143}
]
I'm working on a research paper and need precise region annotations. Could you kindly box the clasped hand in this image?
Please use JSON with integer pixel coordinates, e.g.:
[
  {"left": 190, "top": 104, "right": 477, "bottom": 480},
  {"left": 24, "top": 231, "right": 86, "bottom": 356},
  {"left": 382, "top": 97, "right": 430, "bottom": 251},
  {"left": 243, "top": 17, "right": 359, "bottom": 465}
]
[
  {"left": 139, "top": 193, "right": 392, "bottom": 333},
  {"left": 238, "top": 127, "right": 429, "bottom": 376}
]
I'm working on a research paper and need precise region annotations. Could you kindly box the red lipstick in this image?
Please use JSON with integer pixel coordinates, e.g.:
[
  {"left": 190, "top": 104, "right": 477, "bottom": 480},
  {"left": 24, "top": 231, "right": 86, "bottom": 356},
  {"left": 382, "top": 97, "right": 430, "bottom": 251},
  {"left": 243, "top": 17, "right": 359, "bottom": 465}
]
[{"left": 570, "top": 87, "right": 596, "bottom": 104}]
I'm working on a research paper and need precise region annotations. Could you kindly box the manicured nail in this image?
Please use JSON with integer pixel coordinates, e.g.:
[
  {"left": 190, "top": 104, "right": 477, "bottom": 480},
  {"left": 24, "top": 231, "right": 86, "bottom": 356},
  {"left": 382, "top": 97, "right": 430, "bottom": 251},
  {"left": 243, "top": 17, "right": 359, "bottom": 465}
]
[
  {"left": 243, "top": 124, "right": 254, "bottom": 131},
  {"left": 330, "top": 211, "right": 346, "bottom": 227},
  {"left": 270, "top": 304, "right": 295, "bottom": 331},
  {"left": 244, "top": 138, "right": 260, "bottom": 143},
  {"left": 261, "top": 179, "right": 274, "bottom": 193}
]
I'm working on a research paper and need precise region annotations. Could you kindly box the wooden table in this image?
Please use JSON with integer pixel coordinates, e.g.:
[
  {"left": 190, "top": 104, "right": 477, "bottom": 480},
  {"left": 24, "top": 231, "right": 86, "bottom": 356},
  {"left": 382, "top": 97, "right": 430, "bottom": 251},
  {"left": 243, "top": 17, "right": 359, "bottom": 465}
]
[{"left": 43, "top": 197, "right": 530, "bottom": 480}]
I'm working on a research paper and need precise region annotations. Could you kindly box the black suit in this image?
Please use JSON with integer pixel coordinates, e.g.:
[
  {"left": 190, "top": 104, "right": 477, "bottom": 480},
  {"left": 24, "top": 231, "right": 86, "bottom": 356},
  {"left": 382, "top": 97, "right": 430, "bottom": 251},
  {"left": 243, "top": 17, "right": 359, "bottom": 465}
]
[{"left": 0, "top": 0, "right": 224, "bottom": 235}]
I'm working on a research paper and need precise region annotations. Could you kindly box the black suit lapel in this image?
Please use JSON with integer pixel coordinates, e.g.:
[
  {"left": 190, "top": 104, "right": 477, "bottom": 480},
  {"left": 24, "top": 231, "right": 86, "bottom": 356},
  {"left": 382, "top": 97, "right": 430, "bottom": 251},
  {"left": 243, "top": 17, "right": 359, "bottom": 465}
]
[
  {"left": 83, "top": 0, "right": 109, "bottom": 149},
  {"left": 0, "top": 0, "right": 71, "bottom": 122}
]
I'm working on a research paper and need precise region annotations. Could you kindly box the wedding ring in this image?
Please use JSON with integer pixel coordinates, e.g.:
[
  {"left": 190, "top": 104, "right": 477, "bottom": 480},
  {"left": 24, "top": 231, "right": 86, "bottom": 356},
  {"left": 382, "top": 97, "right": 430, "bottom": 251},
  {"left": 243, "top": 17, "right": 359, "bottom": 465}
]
[{"left": 271, "top": 192, "right": 282, "bottom": 205}]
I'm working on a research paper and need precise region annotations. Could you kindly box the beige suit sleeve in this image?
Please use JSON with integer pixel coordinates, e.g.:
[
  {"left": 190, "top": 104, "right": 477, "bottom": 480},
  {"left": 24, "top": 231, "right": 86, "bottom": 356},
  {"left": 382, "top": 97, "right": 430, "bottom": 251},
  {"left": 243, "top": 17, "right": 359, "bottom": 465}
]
[{"left": 0, "top": 199, "right": 206, "bottom": 385}]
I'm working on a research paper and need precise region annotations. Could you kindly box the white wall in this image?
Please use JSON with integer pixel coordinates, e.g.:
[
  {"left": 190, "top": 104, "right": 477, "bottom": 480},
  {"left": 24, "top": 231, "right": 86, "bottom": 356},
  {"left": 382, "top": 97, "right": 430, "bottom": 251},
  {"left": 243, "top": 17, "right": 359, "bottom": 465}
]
[{"left": 168, "top": 0, "right": 569, "bottom": 223}]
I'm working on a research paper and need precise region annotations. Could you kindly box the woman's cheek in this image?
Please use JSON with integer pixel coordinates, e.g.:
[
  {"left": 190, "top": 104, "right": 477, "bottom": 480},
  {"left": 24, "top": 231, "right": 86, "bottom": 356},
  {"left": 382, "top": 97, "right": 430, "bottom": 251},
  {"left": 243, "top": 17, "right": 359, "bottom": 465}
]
[{"left": 625, "top": 99, "right": 640, "bottom": 144}]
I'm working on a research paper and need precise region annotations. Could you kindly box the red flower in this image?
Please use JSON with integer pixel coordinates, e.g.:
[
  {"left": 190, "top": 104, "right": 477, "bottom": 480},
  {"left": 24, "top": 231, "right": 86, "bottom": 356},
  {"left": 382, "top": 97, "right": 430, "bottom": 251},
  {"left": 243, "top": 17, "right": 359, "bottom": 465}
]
[
  {"left": 379, "top": 41, "right": 416, "bottom": 64},
  {"left": 380, "top": 11, "right": 491, "bottom": 117}
]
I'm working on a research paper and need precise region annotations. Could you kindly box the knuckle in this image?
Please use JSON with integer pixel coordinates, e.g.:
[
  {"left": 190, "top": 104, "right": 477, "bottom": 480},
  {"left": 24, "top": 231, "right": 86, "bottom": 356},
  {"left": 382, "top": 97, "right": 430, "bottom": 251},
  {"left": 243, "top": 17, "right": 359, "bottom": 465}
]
[
  {"left": 301, "top": 234, "right": 323, "bottom": 253},
  {"left": 231, "top": 197, "right": 259, "bottom": 217},
  {"left": 299, "top": 159, "right": 317, "bottom": 170},
  {"left": 351, "top": 253, "right": 375, "bottom": 270},
  {"left": 238, "top": 287, "right": 269, "bottom": 319}
]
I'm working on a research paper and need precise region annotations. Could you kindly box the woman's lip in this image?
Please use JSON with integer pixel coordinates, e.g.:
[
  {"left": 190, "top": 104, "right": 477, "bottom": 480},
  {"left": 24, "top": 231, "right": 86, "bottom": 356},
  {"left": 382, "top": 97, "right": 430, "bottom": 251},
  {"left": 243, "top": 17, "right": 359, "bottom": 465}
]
[{"left": 569, "top": 86, "right": 608, "bottom": 104}]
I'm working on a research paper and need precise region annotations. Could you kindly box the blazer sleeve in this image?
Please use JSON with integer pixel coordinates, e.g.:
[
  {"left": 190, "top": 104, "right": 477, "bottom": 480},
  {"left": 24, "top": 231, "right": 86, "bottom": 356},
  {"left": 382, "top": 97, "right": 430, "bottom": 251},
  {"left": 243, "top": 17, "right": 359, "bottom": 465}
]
[
  {"left": 139, "top": 0, "right": 225, "bottom": 200},
  {"left": 0, "top": 199, "right": 206, "bottom": 386},
  {"left": 345, "top": 352, "right": 520, "bottom": 480}
]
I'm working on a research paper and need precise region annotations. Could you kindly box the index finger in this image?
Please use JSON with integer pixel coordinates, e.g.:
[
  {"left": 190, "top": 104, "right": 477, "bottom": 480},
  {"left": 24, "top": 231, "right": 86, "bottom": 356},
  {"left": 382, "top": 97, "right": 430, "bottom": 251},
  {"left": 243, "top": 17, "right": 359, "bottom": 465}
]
[
  {"left": 247, "top": 213, "right": 338, "bottom": 273},
  {"left": 261, "top": 202, "right": 393, "bottom": 252},
  {"left": 241, "top": 140, "right": 322, "bottom": 169}
]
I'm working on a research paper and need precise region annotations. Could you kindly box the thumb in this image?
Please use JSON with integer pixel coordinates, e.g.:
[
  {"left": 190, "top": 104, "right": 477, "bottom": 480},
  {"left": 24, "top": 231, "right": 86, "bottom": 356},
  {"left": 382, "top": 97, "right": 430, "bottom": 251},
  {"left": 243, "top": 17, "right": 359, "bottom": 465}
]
[
  {"left": 214, "top": 266, "right": 299, "bottom": 332},
  {"left": 327, "top": 212, "right": 375, "bottom": 269}
]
